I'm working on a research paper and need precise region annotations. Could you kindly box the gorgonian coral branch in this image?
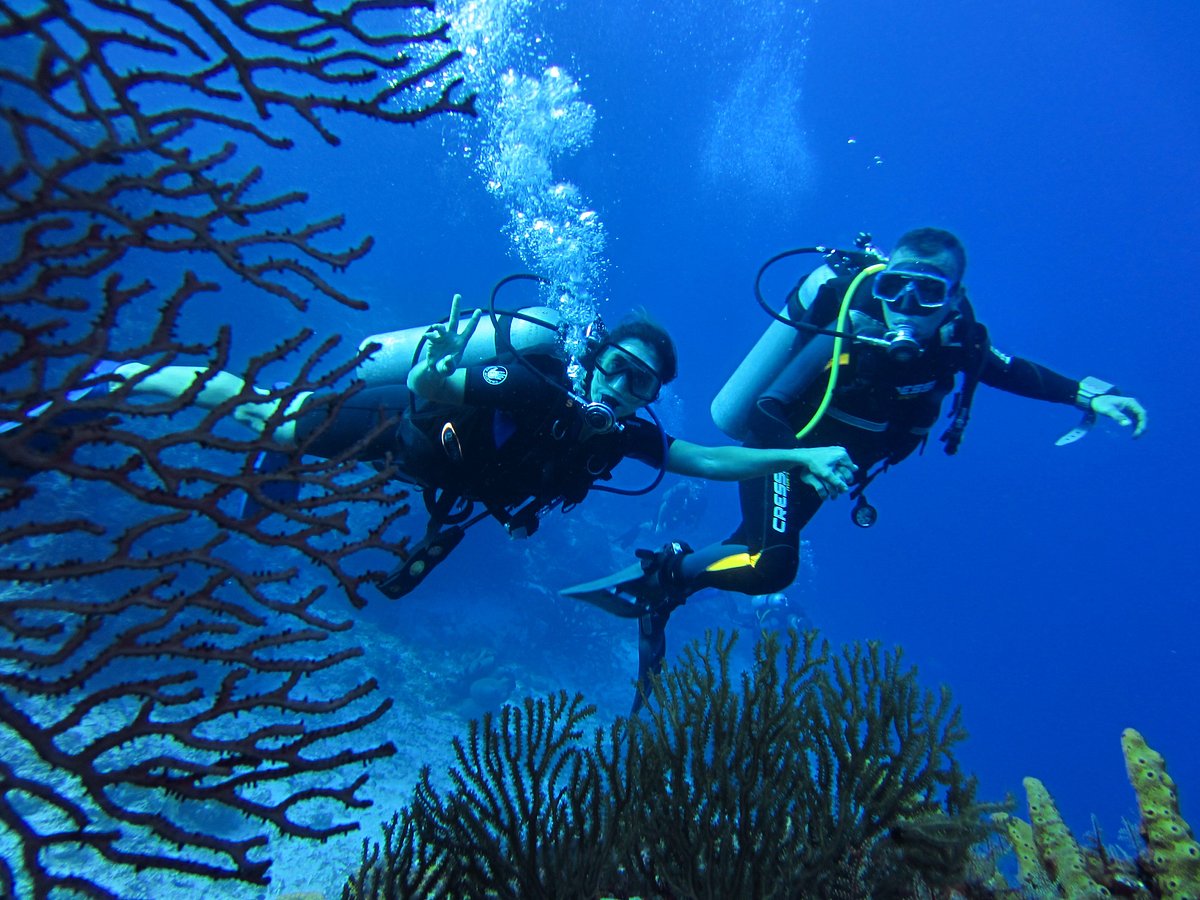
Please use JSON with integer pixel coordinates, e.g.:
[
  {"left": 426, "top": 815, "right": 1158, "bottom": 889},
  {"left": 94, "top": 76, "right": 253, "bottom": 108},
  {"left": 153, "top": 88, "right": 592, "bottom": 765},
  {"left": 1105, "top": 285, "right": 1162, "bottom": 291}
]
[
  {"left": 0, "top": 0, "right": 476, "bottom": 895},
  {"left": 347, "top": 632, "right": 986, "bottom": 899}
]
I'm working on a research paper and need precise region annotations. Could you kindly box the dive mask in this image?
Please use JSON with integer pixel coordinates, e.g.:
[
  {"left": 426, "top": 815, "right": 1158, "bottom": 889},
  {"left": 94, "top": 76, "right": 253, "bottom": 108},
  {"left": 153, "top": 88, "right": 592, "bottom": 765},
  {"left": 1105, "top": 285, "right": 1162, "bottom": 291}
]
[
  {"left": 873, "top": 270, "right": 955, "bottom": 313},
  {"left": 594, "top": 344, "right": 662, "bottom": 402}
]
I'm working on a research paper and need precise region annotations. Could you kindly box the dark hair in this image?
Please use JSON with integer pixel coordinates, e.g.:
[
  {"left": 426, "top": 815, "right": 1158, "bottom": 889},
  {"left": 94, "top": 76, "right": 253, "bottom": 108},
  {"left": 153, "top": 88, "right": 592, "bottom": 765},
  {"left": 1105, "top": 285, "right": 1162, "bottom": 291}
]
[
  {"left": 601, "top": 310, "right": 678, "bottom": 385},
  {"left": 894, "top": 227, "right": 967, "bottom": 281}
]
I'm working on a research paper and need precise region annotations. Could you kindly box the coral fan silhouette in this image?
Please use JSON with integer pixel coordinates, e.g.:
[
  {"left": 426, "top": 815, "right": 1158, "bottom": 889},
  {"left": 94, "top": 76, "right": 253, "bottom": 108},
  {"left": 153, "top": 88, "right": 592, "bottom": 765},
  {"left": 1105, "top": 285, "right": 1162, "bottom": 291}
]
[
  {"left": 344, "top": 630, "right": 993, "bottom": 899},
  {"left": 0, "top": 0, "right": 474, "bottom": 895},
  {"left": 343, "top": 628, "right": 1200, "bottom": 899}
]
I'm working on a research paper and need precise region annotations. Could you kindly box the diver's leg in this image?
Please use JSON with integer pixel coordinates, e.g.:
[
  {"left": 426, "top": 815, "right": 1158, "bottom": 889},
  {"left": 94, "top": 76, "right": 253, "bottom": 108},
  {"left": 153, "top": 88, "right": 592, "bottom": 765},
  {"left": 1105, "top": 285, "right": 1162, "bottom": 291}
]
[
  {"left": 116, "top": 363, "right": 310, "bottom": 443},
  {"left": 572, "top": 468, "right": 822, "bottom": 608},
  {"left": 674, "top": 468, "right": 823, "bottom": 596},
  {"left": 631, "top": 608, "right": 670, "bottom": 714}
]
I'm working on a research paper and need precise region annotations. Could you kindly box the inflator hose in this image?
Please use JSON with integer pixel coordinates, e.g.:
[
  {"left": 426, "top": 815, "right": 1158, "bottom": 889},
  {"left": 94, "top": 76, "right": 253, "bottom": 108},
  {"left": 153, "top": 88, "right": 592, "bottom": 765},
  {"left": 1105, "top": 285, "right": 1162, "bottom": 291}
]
[{"left": 794, "top": 263, "right": 886, "bottom": 441}]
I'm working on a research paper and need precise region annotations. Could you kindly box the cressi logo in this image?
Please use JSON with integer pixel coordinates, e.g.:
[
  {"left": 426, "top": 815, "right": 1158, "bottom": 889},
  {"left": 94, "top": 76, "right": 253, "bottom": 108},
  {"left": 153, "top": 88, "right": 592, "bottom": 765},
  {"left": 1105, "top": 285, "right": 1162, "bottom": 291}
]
[
  {"left": 483, "top": 365, "right": 508, "bottom": 385},
  {"left": 772, "top": 471, "right": 790, "bottom": 533}
]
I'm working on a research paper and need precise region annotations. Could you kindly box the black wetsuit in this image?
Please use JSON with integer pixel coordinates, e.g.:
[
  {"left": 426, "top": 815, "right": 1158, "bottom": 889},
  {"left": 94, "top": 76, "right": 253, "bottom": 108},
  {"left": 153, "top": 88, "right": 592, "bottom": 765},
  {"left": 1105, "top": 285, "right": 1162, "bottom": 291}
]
[
  {"left": 295, "top": 355, "right": 669, "bottom": 536},
  {"left": 677, "top": 274, "right": 1080, "bottom": 597}
]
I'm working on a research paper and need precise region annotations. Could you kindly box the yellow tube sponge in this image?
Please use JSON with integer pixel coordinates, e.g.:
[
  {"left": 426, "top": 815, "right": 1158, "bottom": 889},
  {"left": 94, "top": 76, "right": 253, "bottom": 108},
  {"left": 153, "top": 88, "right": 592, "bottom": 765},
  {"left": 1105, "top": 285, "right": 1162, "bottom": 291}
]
[
  {"left": 993, "top": 811, "right": 1045, "bottom": 892},
  {"left": 1121, "top": 728, "right": 1200, "bottom": 900},
  {"left": 1023, "top": 776, "right": 1110, "bottom": 899}
]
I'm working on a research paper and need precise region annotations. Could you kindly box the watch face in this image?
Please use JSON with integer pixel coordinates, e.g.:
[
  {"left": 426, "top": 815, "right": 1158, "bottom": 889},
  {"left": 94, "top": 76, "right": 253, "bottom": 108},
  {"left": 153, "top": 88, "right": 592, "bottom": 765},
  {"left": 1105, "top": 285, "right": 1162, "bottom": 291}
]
[{"left": 1080, "top": 376, "right": 1115, "bottom": 396}]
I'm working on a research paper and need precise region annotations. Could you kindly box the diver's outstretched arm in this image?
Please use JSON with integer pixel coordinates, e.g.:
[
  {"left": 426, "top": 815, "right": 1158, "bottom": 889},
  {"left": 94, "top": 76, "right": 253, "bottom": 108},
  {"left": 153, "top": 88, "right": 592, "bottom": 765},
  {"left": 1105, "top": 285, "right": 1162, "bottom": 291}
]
[{"left": 665, "top": 440, "right": 856, "bottom": 499}]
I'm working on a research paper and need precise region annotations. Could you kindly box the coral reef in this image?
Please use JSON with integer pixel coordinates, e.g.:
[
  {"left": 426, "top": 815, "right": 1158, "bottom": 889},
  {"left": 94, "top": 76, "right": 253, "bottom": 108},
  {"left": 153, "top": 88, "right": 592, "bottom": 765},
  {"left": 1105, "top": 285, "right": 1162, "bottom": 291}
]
[
  {"left": 411, "top": 692, "right": 618, "bottom": 897},
  {"left": 340, "top": 647, "right": 1200, "bottom": 900},
  {"left": 995, "top": 728, "right": 1199, "bottom": 900},
  {"left": 344, "top": 629, "right": 997, "bottom": 899},
  {"left": 1123, "top": 728, "right": 1200, "bottom": 900},
  {"left": 1012, "top": 777, "right": 1111, "bottom": 898},
  {"left": 0, "top": 0, "right": 474, "bottom": 895}
]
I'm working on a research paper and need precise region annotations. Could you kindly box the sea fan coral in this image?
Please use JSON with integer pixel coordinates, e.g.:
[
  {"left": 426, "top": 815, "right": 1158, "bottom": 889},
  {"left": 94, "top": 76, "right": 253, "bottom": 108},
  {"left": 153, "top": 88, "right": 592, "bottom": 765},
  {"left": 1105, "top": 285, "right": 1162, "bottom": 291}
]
[
  {"left": 0, "top": 1, "right": 474, "bottom": 895},
  {"left": 347, "top": 629, "right": 988, "bottom": 899}
]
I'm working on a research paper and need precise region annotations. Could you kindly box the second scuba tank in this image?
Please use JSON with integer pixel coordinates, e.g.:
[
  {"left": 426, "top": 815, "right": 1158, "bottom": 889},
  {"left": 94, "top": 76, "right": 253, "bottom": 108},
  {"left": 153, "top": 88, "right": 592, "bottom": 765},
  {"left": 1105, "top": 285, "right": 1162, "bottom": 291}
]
[
  {"left": 711, "top": 236, "right": 888, "bottom": 442},
  {"left": 355, "top": 305, "right": 563, "bottom": 388},
  {"left": 710, "top": 263, "right": 840, "bottom": 441}
]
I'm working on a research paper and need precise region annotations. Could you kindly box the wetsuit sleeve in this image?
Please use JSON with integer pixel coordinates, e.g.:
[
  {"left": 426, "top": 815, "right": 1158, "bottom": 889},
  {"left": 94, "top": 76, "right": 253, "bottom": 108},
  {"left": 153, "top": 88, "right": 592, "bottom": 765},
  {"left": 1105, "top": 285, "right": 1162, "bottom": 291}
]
[
  {"left": 622, "top": 418, "right": 673, "bottom": 468},
  {"left": 979, "top": 345, "right": 1079, "bottom": 405}
]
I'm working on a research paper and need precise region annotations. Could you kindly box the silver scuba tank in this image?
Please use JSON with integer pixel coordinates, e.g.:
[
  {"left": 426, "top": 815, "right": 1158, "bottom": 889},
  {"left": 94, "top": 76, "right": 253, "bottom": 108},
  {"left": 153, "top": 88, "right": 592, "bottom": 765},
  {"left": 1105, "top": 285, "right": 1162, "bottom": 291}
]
[
  {"left": 354, "top": 306, "right": 563, "bottom": 387},
  {"left": 710, "top": 263, "right": 839, "bottom": 441}
]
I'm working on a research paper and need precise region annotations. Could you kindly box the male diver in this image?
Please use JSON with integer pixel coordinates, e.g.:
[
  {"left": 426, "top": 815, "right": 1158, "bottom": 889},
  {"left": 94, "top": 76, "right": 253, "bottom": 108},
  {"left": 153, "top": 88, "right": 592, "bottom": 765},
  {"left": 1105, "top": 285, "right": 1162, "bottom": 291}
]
[
  {"left": 103, "top": 293, "right": 857, "bottom": 596},
  {"left": 564, "top": 228, "right": 1148, "bottom": 711}
]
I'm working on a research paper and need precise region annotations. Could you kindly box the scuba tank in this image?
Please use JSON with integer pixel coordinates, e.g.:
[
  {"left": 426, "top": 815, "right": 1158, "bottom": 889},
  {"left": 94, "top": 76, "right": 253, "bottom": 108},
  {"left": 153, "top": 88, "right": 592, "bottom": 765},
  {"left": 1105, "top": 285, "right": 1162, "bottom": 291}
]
[
  {"left": 354, "top": 275, "right": 615, "bottom": 434},
  {"left": 711, "top": 235, "right": 886, "bottom": 442},
  {"left": 709, "top": 274, "right": 832, "bottom": 441},
  {"left": 356, "top": 305, "right": 563, "bottom": 388}
]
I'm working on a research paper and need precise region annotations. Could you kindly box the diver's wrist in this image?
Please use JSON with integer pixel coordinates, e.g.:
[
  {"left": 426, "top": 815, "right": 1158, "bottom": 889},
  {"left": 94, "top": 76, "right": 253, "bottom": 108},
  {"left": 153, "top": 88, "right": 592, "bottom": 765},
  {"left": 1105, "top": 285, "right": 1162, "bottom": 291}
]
[{"left": 1075, "top": 376, "right": 1118, "bottom": 411}]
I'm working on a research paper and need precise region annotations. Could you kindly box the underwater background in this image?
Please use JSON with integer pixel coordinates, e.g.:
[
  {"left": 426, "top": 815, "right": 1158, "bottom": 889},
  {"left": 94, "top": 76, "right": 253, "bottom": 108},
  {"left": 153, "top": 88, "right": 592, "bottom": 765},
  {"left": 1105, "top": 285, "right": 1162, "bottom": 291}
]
[{"left": 3, "top": 0, "right": 1198, "bottom": 896}]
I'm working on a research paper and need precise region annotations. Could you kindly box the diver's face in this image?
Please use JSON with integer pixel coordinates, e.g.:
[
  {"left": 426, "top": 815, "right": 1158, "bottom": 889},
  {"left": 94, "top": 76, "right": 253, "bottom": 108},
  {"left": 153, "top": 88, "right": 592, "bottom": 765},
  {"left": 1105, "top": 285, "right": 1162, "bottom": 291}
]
[
  {"left": 589, "top": 338, "right": 663, "bottom": 419},
  {"left": 879, "top": 248, "right": 963, "bottom": 341}
]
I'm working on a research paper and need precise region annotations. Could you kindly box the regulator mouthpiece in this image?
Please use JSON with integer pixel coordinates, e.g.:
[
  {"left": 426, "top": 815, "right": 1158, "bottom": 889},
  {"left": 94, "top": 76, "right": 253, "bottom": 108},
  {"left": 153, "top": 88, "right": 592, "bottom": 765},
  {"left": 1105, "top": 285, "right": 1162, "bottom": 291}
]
[
  {"left": 581, "top": 401, "right": 618, "bottom": 434},
  {"left": 885, "top": 324, "right": 921, "bottom": 363}
]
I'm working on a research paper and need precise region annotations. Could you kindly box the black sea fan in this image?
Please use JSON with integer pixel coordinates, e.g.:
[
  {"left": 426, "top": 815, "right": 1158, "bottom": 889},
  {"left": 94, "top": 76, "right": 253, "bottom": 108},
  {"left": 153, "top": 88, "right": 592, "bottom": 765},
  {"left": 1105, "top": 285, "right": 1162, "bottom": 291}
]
[
  {"left": 348, "top": 629, "right": 991, "bottom": 900},
  {"left": 0, "top": 0, "right": 474, "bottom": 895}
]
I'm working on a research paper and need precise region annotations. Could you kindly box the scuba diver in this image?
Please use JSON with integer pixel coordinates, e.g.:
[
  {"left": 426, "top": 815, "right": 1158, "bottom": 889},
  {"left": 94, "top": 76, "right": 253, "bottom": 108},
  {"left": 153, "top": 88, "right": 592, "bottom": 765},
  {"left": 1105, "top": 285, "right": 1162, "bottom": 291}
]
[
  {"left": 92, "top": 291, "right": 856, "bottom": 597},
  {"left": 563, "top": 227, "right": 1148, "bottom": 712},
  {"left": 747, "top": 592, "right": 811, "bottom": 633},
  {"left": 703, "top": 590, "right": 810, "bottom": 634}
]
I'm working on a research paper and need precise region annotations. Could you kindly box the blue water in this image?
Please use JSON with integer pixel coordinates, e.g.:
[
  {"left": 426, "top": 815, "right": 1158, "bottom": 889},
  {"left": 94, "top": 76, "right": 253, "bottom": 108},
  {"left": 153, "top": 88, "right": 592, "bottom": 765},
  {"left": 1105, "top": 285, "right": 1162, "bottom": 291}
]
[
  {"left": 334, "top": 0, "right": 1199, "bottom": 850},
  {"left": 7, "top": 0, "right": 1199, "bottom": 894},
  {"left": 288, "top": 0, "right": 1200, "bottom": 880}
]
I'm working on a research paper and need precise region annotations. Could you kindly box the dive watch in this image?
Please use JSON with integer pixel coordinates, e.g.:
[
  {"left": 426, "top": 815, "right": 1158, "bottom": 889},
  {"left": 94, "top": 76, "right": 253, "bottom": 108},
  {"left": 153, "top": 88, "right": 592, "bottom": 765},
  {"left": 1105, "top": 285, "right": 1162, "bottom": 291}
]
[
  {"left": 1074, "top": 375, "right": 1119, "bottom": 411},
  {"left": 1057, "top": 376, "right": 1119, "bottom": 447}
]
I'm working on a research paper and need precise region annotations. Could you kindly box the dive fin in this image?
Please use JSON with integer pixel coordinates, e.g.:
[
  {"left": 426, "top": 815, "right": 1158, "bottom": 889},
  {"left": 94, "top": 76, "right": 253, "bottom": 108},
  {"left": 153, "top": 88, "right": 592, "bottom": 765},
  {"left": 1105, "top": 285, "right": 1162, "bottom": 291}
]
[
  {"left": 377, "top": 524, "right": 466, "bottom": 599},
  {"left": 65, "top": 359, "right": 122, "bottom": 403},
  {"left": 560, "top": 559, "right": 651, "bottom": 618},
  {"left": 1, "top": 359, "right": 122, "bottom": 436},
  {"left": 0, "top": 360, "right": 122, "bottom": 476}
]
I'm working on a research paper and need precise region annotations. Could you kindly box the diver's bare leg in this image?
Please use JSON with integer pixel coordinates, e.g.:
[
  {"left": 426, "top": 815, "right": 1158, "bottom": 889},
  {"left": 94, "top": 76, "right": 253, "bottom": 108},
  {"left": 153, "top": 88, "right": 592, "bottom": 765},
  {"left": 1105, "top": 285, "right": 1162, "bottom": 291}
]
[{"left": 114, "top": 363, "right": 310, "bottom": 444}]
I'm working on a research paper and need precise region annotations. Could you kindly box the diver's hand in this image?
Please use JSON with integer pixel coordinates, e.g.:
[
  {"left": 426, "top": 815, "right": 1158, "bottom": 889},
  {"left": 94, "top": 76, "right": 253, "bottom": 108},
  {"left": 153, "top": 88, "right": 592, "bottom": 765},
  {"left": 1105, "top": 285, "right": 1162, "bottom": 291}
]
[
  {"left": 792, "top": 446, "right": 857, "bottom": 500},
  {"left": 424, "top": 293, "right": 482, "bottom": 375},
  {"left": 1092, "top": 394, "right": 1147, "bottom": 439}
]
